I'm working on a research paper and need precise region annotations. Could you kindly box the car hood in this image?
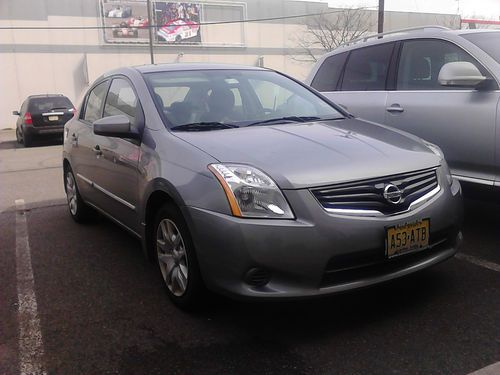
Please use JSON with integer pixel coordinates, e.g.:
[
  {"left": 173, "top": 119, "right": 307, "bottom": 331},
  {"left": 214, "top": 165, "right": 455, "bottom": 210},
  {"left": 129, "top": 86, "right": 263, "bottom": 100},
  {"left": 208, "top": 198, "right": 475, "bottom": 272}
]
[{"left": 174, "top": 118, "right": 441, "bottom": 189}]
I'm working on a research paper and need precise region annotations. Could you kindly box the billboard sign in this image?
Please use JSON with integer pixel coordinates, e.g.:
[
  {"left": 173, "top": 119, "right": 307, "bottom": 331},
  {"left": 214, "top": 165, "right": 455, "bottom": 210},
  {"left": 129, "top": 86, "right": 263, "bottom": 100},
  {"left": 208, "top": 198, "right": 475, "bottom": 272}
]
[{"left": 100, "top": 0, "right": 244, "bottom": 46}]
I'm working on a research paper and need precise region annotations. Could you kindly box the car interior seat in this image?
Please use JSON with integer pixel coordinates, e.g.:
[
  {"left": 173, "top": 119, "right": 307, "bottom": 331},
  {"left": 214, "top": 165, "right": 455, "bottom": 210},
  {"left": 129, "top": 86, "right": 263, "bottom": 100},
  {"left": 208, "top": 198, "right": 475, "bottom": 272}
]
[
  {"left": 409, "top": 56, "right": 432, "bottom": 89},
  {"left": 167, "top": 101, "right": 193, "bottom": 125},
  {"left": 201, "top": 87, "right": 235, "bottom": 123}
]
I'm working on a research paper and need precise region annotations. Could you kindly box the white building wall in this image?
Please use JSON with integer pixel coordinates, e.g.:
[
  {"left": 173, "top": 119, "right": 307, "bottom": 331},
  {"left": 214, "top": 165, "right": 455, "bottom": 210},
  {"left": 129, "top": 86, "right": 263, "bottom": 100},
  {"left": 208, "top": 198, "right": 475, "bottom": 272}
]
[{"left": 0, "top": 0, "right": 459, "bottom": 128}]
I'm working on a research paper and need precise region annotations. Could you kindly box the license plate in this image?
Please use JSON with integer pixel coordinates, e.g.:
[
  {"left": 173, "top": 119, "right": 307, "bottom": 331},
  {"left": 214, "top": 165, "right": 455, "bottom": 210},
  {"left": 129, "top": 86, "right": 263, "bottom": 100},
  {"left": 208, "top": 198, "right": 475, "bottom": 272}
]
[
  {"left": 48, "top": 115, "right": 59, "bottom": 121},
  {"left": 386, "top": 219, "right": 430, "bottom": 258}
]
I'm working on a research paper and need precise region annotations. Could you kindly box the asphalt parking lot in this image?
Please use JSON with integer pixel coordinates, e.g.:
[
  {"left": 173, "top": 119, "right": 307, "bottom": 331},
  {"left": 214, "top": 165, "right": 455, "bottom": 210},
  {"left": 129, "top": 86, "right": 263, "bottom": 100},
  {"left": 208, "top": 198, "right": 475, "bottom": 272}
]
[{"left": 0, "top": 130, "right": 499, "bottom": 375}]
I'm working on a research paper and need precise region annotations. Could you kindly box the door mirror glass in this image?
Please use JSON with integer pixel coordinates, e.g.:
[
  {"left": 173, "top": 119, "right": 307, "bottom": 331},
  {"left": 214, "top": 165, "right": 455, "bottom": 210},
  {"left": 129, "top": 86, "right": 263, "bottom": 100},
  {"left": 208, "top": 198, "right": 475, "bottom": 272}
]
[
  {"left": 12, "top": 110, "right": 20, "bottom": 116},
  {"left": 438, "top": 61, "right": 487, "bottom": 88},
  {"left": 93, "top": 115, "right": 140, "bottom": 139}
]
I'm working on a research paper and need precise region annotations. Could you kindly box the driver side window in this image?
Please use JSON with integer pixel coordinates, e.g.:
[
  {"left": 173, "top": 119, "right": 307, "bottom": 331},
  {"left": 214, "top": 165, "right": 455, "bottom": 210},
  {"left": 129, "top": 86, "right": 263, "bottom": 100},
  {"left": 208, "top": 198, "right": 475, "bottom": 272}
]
[
  {"left": 397, "top": 39, "right": 489, "bottom": 90},
  {"left": 103, "top": 78, "right": 138, "bottom": 126},
  {"left": 83, "top": 81, "right": 109, "bottom": 123}
]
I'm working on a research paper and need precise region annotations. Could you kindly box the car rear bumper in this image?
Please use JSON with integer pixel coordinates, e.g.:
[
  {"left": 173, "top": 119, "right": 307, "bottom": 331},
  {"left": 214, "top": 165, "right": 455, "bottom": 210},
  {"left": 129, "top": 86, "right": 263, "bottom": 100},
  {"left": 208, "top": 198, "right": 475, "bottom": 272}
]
[
  {"left": 24, "top": 124, "right": 64, "bottom": 137},
  {"left": 183, "top": 178, "right": 463, "bottom": 300}
]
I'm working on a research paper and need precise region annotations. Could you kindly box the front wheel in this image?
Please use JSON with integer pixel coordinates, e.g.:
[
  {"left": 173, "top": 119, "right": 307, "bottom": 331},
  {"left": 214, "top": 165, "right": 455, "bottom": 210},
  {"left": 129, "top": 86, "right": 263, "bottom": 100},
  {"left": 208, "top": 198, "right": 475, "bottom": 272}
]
[
  {"left": 154, "top": 203, "right": 205, "bottom": 310},
  {"left": 65, "top": 168, "right": 93, "bottom": 222}
]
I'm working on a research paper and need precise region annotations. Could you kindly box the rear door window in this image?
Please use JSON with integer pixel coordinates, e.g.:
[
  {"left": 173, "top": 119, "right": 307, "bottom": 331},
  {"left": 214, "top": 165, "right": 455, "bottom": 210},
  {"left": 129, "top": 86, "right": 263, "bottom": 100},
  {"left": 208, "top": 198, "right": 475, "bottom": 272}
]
[
  {"left": 311, "top": 52, "right": 348, "bottom": 92},
  {"left": 83, "top": 81, "right": 109, "bottom": 123},
  {"left": 341, "top": 43, "right": 395, "bottom": 91}
]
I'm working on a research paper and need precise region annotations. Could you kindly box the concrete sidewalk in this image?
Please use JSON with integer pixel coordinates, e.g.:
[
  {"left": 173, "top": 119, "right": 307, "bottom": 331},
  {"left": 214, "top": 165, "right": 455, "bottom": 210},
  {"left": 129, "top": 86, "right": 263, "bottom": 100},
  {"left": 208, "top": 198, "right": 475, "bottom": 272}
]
[{"left": 0, "top": 129, "right": 65, "bottom": 213}]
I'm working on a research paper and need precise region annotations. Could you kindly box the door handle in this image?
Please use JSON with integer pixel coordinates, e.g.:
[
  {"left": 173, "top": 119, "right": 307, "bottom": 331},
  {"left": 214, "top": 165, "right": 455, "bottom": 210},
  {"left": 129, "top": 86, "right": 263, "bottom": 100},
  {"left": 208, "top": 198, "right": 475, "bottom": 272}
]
[
  {"left": 71, "top": 133, "right": 78, "bottom": 145},
  {"left": 386, "top": 105, "right": 404, "bottom": 113},
  {"left": 93, "top": 145, "right": 102, "bottom": 156}
]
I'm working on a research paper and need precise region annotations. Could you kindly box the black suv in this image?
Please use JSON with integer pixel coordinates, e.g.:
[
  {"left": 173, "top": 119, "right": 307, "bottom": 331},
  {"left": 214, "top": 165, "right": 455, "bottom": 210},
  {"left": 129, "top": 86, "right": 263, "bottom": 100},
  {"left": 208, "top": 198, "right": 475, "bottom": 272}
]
[{"left": 13, "top": 94, "right": 75, "bottom": 147}]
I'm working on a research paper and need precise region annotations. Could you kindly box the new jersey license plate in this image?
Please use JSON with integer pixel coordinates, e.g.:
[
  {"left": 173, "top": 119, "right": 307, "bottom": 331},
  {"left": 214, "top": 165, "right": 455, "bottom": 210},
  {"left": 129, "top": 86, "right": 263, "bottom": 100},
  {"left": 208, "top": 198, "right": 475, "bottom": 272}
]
[
  {"left": 48, "top": 115, "right": 59, "bottom": 121},
  {"left": 386, "top": 219, "right": 430, "bottom": 258}
]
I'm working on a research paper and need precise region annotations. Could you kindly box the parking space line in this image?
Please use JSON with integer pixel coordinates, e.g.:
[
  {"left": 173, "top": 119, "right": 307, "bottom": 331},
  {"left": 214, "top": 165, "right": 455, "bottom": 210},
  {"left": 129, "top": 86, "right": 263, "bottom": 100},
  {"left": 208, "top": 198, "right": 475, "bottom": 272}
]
[
  {"left": 468, "top": 361, "right": 500, "bottom": 375},
  {"left": 15, "top": 199, "right": 47, "bottom": 375},
  {"left": 455, "top": 253, "right": 500, "bottom": 273}
]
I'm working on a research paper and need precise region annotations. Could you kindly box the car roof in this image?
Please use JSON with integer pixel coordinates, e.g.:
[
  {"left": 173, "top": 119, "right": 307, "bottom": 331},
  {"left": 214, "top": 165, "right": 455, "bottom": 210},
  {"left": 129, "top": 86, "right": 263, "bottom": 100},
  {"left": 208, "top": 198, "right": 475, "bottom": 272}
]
[
  {"left": 27, "top": 94, "right": 69, "bottom": 99},
  {"left": 132, "top": 63, "right": 268, "bottom": 74},
  {"left": 324, "top": 27, "right": 499, "bottom": 55}
]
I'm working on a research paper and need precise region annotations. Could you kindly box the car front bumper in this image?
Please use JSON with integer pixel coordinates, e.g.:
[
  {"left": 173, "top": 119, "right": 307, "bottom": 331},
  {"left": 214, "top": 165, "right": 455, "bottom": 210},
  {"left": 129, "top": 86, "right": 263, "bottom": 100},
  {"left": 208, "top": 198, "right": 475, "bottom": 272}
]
[{"left": 183, "top": 178, "right": 463, "bottom": 300}]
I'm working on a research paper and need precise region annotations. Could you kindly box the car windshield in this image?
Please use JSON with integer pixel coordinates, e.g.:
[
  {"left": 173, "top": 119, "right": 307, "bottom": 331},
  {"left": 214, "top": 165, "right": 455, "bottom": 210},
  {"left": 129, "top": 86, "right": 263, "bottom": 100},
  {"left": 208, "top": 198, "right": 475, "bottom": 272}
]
[
  {"left": 28, "top": 97, "right": 73, "bottom": 113},
  {"left": 144, "top": 69, "right": 344, "bottom": 130},
  {"left": 461, "top": 32, "right": 500, "bottom": 64}
]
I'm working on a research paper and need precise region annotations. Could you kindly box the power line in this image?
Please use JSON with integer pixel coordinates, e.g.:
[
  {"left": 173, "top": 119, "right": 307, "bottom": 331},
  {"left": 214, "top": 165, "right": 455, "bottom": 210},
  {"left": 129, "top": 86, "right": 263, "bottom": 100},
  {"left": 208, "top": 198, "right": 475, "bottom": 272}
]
[{"left": 0, "top": 6, "right": 375, "bottom": 31}]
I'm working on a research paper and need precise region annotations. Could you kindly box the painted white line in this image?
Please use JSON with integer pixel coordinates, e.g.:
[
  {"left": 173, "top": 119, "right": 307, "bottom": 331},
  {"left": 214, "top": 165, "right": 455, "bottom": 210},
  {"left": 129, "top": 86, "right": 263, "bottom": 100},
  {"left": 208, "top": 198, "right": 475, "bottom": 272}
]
[
  {"left": 455, "top": 253, "right": 500, "bottom": 273},
  {"left": 468, "top": 361, "right": 500, "bottom": 375},
  {"left": 15, "top": 199, "right": 47, "bottom": 375}
]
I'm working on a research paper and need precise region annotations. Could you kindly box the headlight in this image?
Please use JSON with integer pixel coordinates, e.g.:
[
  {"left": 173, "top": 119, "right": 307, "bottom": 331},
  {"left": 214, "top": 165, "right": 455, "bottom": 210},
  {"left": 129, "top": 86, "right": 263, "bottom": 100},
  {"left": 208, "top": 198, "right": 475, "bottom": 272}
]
[
  {"left": 209, "top": 164, "right": 294, "bottom": 219},
  {"left": 423, "top": 141, "right": 453, "bottom": 185}
]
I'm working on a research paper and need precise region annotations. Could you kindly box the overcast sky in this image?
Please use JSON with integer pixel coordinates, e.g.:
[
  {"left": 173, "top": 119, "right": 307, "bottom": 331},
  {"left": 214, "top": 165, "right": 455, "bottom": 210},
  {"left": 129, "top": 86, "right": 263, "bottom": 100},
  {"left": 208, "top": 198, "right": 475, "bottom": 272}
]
[{"left": 321, "top": 0, "right": 500, "bottom": 19}]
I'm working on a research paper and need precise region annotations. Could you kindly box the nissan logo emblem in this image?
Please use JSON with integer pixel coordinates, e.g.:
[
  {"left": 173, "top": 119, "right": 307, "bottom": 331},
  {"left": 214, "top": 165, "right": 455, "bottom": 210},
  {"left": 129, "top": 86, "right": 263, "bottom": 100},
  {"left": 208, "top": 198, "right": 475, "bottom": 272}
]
[{"left": 383, "top": 184, "right": 402, "bottom": 204}]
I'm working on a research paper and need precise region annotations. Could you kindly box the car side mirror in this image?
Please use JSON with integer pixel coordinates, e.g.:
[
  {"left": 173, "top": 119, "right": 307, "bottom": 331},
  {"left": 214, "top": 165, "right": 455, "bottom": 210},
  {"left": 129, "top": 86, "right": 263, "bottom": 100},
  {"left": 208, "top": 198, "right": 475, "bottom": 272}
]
[
  {"left": 438, "top": 61, "right": 487, "bottom": 88},
  {"left": 12, "top": 110, "right": 20, "bottom": 116},
  {"left": 93, "top": 115, "right": 140, "bottom": 139}
]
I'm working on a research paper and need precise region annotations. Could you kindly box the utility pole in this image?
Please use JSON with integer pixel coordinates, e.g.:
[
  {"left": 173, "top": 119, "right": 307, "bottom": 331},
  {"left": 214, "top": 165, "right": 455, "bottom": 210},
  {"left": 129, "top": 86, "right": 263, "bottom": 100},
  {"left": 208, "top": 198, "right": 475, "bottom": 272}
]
[
  {"left": 378, "top": 0, "right": 385, "bottom": 34},
  {"left": 146, "top": 0, "right": 155, "bottom": 64}
]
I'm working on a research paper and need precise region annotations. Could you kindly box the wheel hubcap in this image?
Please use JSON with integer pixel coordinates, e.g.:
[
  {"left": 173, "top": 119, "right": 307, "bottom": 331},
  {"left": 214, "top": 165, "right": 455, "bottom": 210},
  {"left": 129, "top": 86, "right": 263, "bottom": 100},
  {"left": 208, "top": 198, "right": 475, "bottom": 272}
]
[
  {"left": 156, "top": 219, "right": 189, "bottom": 297},
  {"left": 66, "top": 172, "right": 78, "bottom": 215}
]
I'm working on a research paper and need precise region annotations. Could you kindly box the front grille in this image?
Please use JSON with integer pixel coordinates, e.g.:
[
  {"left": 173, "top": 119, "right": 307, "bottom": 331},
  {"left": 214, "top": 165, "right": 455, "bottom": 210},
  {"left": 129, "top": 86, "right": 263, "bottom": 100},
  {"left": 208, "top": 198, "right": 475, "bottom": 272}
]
[{"left": 311, "top": 168, "right": 439, "bottom": 215}]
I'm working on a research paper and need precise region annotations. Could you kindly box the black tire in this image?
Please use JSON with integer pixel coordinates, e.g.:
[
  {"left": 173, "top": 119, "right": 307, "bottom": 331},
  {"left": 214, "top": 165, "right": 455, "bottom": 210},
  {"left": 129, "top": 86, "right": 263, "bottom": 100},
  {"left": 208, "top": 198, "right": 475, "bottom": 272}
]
[
  {"left": 153, "top": 203, "right": 205, "bottom": 310},
  {"left": 23, "top": 131, "right": 33, "bottom": 147},
  {"left": 64, "top": 167, "right": 93, "bottom": 223},
  {"left": 15, "top": 127, "right": 22, "bottom": 144}
]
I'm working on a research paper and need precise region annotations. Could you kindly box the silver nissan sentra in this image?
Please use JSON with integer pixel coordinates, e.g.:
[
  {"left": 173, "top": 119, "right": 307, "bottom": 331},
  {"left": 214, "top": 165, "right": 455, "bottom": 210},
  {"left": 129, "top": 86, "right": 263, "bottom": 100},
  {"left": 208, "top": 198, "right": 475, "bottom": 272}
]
[{"left": 63, "top": 64, "right": 463, "bottom": 309}]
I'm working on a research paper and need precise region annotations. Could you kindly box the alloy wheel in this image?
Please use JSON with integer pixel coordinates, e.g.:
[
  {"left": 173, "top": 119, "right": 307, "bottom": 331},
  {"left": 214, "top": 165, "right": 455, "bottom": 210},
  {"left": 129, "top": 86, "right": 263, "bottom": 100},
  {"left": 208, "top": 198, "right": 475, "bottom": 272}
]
[
  {"left": 66, "top": 172, "right": 78, "bottom": 216},
  {"left": 156, "top": 219, "right": 189, "bottom": 297}
]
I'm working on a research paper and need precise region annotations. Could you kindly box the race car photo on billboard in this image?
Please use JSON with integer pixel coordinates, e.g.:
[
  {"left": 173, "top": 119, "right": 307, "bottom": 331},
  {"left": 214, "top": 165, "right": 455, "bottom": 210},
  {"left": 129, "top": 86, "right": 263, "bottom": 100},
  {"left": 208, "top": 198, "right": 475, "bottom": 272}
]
[
  {"left": 107, "top": 5, "right": 132, "bottom": 18},
  {"left": 112, "top": 22, "right": 139, "bottom": 38},
  {"left": 154, "top": 2, "right": 202, "bottom": 43},
  {"left": 127, "top": 16, "right": 149, "bottom": 28}
]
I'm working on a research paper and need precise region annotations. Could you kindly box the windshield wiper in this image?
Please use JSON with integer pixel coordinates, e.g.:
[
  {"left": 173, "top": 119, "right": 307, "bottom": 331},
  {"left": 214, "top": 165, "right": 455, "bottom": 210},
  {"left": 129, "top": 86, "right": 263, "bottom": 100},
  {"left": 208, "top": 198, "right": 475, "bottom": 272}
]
[
  {"left": 247, "top": 116, "right": 320, "bottom": 126},
  {"left": 171, "top": 122, "right": 239, "bottom": 132},
  {"left": 247, "top": 115, "right": 345, "bottom": 127},
  {"left": 49, "top": 107, "right": 69, "bottom": 111}
]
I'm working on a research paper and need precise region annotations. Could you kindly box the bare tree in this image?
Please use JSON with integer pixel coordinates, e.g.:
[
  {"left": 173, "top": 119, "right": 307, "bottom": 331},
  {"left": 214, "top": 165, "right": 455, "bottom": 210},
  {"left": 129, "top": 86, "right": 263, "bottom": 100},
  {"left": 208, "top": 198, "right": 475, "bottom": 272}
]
[{"left": 293, "top": 8, "right": 374, "bottom": 62}]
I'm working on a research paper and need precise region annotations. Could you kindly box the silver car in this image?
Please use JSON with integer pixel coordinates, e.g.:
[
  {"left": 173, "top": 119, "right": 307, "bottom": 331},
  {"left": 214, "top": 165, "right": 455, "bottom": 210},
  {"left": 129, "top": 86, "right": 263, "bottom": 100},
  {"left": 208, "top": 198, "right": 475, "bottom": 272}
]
[
  {"left": 63, "top": 64, "right": 463, "bottom": 309},
  {"left": 306, "top": 27, "right": 500, "bottom": 188}
]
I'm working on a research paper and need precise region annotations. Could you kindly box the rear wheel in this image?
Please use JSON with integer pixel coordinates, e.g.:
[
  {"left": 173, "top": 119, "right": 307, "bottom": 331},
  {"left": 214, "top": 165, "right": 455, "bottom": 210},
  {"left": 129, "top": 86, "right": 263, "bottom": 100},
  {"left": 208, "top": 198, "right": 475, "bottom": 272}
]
[
  {"left": 65, "top": 167, "right": 92, "bottom": 222},
  {"left": 154, "top": 203, "right": 205, "bottom": 310},
  {"left": 15, "top": 127, "right": 22, "bottom": 143},
  {"left": 22, "top": 130, "right": 32, "bottom": 147}
]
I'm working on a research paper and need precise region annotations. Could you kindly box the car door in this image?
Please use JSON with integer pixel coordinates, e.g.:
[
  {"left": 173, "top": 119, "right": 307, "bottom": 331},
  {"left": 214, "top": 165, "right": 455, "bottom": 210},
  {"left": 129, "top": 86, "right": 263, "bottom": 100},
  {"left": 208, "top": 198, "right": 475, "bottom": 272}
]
[
  {"left": 385, "top": 38, "right": 499, "bottom": 184},
  {"left": 71, "top": 80, "right": 110, "bottom": 203},
  {"left": 90, "top": 77, "right": 142, "bottom": 232},
  {"left": 311, "top": 43, "right": 396, "bottom": 124}
]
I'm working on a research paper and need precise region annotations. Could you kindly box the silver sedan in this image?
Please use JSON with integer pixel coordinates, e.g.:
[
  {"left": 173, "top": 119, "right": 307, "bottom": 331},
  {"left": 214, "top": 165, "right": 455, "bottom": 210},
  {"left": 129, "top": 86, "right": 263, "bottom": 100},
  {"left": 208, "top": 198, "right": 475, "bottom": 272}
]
[{"left": 63, "top": 64, "right": 463, "bottom": 309}]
